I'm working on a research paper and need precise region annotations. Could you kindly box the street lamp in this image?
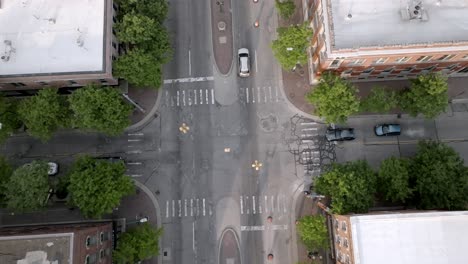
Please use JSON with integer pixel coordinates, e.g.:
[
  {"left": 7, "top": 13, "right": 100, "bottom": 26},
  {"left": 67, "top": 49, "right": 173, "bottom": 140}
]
[
  {"left": 251, "top": 160, "right": 262, "bottom": 171},
  {"left": 179, "top": 123, "right": 190, "bottom": 134}
]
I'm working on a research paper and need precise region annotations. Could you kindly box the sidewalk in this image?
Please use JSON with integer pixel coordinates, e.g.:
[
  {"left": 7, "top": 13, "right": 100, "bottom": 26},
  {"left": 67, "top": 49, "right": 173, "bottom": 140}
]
[{"left": 125, "top": 84, "right": 161, "bottom": 131}]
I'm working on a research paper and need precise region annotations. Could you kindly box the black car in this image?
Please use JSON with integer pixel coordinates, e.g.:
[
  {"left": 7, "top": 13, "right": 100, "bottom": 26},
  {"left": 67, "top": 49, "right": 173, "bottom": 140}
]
[
  {"left": 374, "top": 124, "right": 401, "bottom": 136},
  {"left": 325, "top": 128, "right": 355, "bottom": 142}
]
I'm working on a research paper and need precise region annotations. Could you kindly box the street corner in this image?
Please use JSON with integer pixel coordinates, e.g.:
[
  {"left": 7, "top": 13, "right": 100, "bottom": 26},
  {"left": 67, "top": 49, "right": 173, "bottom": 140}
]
[{"left": 218, "top": 227, "right": 241, "bottom": 264}]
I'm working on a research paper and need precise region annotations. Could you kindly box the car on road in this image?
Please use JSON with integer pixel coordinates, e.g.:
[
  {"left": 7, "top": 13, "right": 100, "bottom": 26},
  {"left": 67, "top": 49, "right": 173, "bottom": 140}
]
[
  {"left": 374, "top": 124, "right": 401, "bottom": 136},
  {"left": 238, "top": 48, "right": 250, "bottom": 77},
  {"left": 326, "top": 128, "right": 355, "bottom": 142}
]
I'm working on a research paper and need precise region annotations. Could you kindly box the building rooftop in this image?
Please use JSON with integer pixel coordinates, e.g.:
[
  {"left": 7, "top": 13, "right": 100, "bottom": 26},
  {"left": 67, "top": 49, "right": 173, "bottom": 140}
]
[
  {"left": 329, "top": 0, "right": 468, "bottom": 50},
  {"left": 0, "top": 233, "right": 73, "bottom": 264},
  {"left": 0, "top": 0, "right": 105, "bottom": 77},
  {"left": 350, "top": 211, "right": 468, "bottom": 264}
]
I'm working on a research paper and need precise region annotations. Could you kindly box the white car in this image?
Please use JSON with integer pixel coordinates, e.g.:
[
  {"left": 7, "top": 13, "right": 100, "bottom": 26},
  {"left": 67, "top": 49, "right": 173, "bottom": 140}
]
[{"left": 238, "top": 48, "right": 250, "bottom": 77}]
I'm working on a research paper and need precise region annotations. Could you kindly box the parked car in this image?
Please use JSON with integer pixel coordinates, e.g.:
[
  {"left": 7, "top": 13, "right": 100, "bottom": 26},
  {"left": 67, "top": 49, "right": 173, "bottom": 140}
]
[
  {"left": 374, "top": 124, "right": 401, "bottom": 136},
  {"left": 326, "top": 128, "right": 355, "bottom": 142},
  {"left": 238, "top": 48, "right": 250, "bottom": 77}
]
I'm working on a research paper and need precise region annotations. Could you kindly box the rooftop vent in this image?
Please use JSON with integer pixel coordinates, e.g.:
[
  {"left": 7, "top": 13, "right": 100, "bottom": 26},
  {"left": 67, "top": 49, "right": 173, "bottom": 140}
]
[
  {"left": 400, "top": 0, "right": 428, "bottom": 21},
  {"left": 1, "top": 40, "right": 15, "bottom": 62}
]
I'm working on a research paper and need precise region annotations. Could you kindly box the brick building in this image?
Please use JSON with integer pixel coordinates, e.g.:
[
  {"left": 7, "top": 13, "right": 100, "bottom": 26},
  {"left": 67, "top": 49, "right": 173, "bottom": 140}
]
[
  {"left": 0, "top": 0, "right": 119, "bottom": 94},
  {"left": 330, "top": 210, "right": 468, "bottom": 264},
  {"left": 304, "top": 0, "right": 468, "bottom": 82},
  {"left": 0, "top": 221, "right": 113, "bottom": 264}
]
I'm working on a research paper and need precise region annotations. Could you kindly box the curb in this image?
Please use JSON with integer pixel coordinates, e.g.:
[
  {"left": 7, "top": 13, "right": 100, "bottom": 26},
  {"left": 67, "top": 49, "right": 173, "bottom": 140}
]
[
  {"left": 289, "top": 181, "right": 305, "bottom": 264},
  {"left": 133, "top": 180, "right": 162, "bottom": 264},
  {"left": 125, "top": 88, "right": 163, "bottom": 132}
]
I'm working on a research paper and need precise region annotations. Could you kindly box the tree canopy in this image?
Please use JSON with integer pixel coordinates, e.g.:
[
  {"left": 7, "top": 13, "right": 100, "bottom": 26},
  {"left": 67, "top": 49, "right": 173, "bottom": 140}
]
[
  {"left": 409, "top": 141, "right": 468, "bottom": 210},
  {"left": 306, "top": 72, "right": 360, "bottom": 124},
  {"left": 4, "top": 161, "right": 50, "bottom": 212},
  {"left": 360, "top": 86, "right": 397, "bottom": 113},
  {"left": 113, "top": 223, "right": 162, "bottom": 263},
  {"left": 17, "top": 88, "right": 70, "bottom": 141},
  {"left": 399, "top": 73, "right": 448, "bottom": 118},
  {"left": 68, "top": 85, "right": 133, "bottom": 136},
  {"left": 377, "top": 157, "right": 412, "bottom": 203},
  {"left": 296, "top": 215, "right": 329, "bottom": 251},
  {"left": 116, "top": 0, "right": 168, "bottom": 23},
  {"left": 114, "top": 49, "right": 165, "bottom": 88},
  {"left": 271, "top": 23, "right": 312, "bottom": 69},
  {"left": 68, "top": 156, "right": 134, "bottom": 218},
  {"left": 316, "top": 160, "right": 376, "bottom": 214},
  {"left": 0, "top": 156, "right": 13, "bottom": 206},
  {"left": 275, "top": 0, "right": 296, "bottom": 19},
  {"left": 0, "top": 95, "right": 21, "bottom": 143},
  {"left": 114, "top": 12, "right": 158, "bottom": 44}
]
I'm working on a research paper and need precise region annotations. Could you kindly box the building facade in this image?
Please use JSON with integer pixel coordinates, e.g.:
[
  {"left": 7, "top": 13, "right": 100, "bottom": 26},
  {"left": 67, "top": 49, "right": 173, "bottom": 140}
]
[
  {"left": 305, "top": 0, "right": 468, "bottom": 82},
  {"left": 0, "top": 0, "right": 119, "bottom": 93},
  {"left": 0, "top": 221, "right": 113, "bottom": 264}
]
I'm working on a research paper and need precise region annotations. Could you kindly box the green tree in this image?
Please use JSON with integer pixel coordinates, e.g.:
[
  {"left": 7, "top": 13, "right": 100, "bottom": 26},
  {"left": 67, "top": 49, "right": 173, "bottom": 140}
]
[
  {"left": 377, "top": 157, "right": 412, "bottom": 203},
  {"left": 360, "top": 86, "right": 397, "bottom": 113},
  {"left": 4, "top": 161, "right": 50, "bottom": 212},
  {"left": 297, "top": 215, "right": 329, "bottom": 251},
  {"left": 113, "top": 223, "right": 162, "bottom": 263},
  {"left": 114, "top": 13, "right": 158, "bottom": 45},
  {"left": 116, "top": 0, "right": 168, "bottom": 23},
  {"left": 399, "top": 73, "right": 448, "bottom": 118},
  {"left": 275, "top": 0, "right": 296, "bottom": 19},
  {"left": 68, "top": 156, "right": 134, "bottom": 218},
  {"left": 0, "top": 156, "right": 13, "bottom": 205},
  {"left": 68, "top": 85, "right": 133, "bottom": 136},
  {"left": 306, "top": 72, "right": 360, "bottom": 124},
  {"left": 17, "top": 88, "right": 70, "bottom": 141},
  {"left": 409, "top": 141, "right": 468, "bottom": 210},
  {"left": 114, "top": 49, "right": 164, "bottom": 88},
  {"left": 315, "top": 160, "right": 376, "bottom": 214},
  {"left": 271, "top": 23, "right": 312, "bottom": 70},
  {"left": 0, "top": 95, "right": 22, "bottom": 143}
]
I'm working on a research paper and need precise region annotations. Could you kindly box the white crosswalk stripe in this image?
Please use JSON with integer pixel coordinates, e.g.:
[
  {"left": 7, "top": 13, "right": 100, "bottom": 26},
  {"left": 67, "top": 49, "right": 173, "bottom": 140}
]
[
  {"left": 164, "top": 198, "right": 213, "bottom": 218},
  {"left": 299, "top": 120, "right": 322, "bottom": 175},
  {"left": 163, "top": 88, "right": 215, "bottom": 107},
  {"left": 239, "top": 86, "right": 282, "bottom": 105},
  {"left": 240, "top": 194, "right": 289, "bottom": 216}
]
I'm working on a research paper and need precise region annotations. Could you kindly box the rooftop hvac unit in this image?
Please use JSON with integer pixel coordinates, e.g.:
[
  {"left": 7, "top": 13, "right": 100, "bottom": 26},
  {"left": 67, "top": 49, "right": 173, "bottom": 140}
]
[{"left": 400, "top": 0, "right": 428, "bottom": 21}]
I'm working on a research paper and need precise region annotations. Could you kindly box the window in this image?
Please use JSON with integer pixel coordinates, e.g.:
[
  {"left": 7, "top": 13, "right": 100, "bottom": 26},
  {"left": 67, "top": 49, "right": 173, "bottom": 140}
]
[
  {"left": 85, "top": 255, "right": 89, "bottom": 264},
  {"left": 86, "top": 236, "right": 91, "bottom": 248},
  {"left": 437, "top": 54, "right": 455, "bottom": 61},
  {"left": 401, "top": 66, "right": 414, "bottom": 73},
  {"left": 344, "top": 238, "right": 349, "bottom": 248},
  {"left": 382, "top": 67, "right": 394, "bottom": 73},
  {"left": 345, "top": 255, "right": 350, "bottom": 264},
  {"left": 341, "top": 221, "right": 347, "bottom": 232},
  {"left": 458, "top": 67, "right": 468, "bottom": 73},
  {"left": 416, "top": 55, "right": 432, "bottom": 62},
  {"left": 372, "top": 57, "right": 388, "bottom": 64},
  {"left": 100, "top": 232, "right": 104, "bottom": 243},
  {"left": 395, "top": 56, "right": 411, "bottom": 63},
  {"left": 348, "top": 58, "right": 365, "bottom": 65},
  {"left": 422, "top": 65, "right": 436, "bottom": 72},
  {"left": 334, "top": 219, "right": 339, "bottom": 229},
  {"left": 99, "top": 249, "right": 105, "bottom": 260},
  {"left": 329, "top": 59, "right": 342, "bottom": 68},
  {"left": 38, "top": 81, "right": 48, "bottom": 86},
  {"left": 445, "top": 64, "right": 458, "bottom": 70},
  {"left": 335, "top": 235, "right": 341, "bottom": 245},
  {"left": 461, "top": 54, "right": 468, "bottom": 60},
  {"left": 86, "top": 236, "right": 96, "bottom": 248},
  {"left": 362, "top": 67, "right": 374, "bottom": 74}
]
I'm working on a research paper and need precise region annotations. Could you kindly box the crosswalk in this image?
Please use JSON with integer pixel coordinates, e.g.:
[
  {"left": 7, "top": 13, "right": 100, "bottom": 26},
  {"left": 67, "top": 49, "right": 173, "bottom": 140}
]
[
  {"left": 298, "top": 121, "right": 321, "bottom": 176},
  {"left": 239, "top": 86, "right": 282, "bottom": 104},
  {"left": 163, "top": 88, "right": 215, "bottom": 107},
  {"left": 240, "top": 194, "right": 289, "bottom": 216},
  {"left": 165, "top": 198, "right": 213, "bottom": 219}
]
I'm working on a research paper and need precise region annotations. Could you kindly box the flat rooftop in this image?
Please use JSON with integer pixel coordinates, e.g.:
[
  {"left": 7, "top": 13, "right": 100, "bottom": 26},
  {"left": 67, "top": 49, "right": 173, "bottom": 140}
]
[
  {"left": 350, "top": 211, "right": 468, "bottom": 264},
  {"left": 0, "top": 233, "right": 73, "bottom": 264},
  {"left": 0, "top": 0, "right": 105, "bottom": 77},
  {"left": 329, "top": 0, "right": 468, "bottom": 50}
]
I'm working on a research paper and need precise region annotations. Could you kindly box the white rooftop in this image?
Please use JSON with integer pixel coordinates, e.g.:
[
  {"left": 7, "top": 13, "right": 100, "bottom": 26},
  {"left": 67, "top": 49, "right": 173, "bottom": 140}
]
[
  {"left": 329, "top": 0, "right": 468, "bottom": 50},
  {"left": 350, "top": 211, "right": 468, "bottom": 264},
  {"left": 0, "top": 0, "right": 105, "bottom": 76}
]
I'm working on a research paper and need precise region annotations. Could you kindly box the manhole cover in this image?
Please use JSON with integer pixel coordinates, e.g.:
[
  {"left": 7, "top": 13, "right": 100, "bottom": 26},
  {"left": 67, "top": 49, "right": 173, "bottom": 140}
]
[
  {"left": 218, "top": 21, "right": 226, "bottom": 31},
  {"left": 219, "top": 36, "right": 227, "bottom": 44}
]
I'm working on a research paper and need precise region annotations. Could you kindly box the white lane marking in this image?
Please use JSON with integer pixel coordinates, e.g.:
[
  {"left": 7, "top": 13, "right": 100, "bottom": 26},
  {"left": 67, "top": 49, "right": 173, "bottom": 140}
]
[
  {"left": 176, "top": 90, "right": 180, "bottom": 106},
  {"left": 184, "top": 199, "right": 188, "bottom": 216},
  {"left": 203, "top": 199, "right": 206, "bottom": 216},
  {"left": 188, "top": 50, "right": 192, "bottom": 76},
  {"left": 192, "top": 222, "right": 195, "bottom": 252},
  {"left": 246, "top": 196, "right": 250, "bottom": 214},
  {"left": 283, "top": 195, "right": 287, "bottom": 213},
  {"left": 127, "top": 162, "right": 142, "bottom": 165},
  {"left": 275, "top": 86, "right": 279, "bottom": 102},
  {"left": 129, "top": 174, "right": 142, "bottom": 178},
  {"left": 271, "top": 224, "right": 289, "bottom": 231},
  {"left": 252, "top": 88, "right": 255, "bottom": 103},
  {"left": 194, "top": 89, "right": 198, "bottom": 105},
  {"left": 240, "top": 196, "right": 244, "bottom": 215},
  {"left": 178, "top": 200, "right": 182, "bottom": 217},
  {"left": 265, "top": 196, "right": 268, "bottom": 213},
  {"left": 241, "top": 225, "right": 288, "bottom": 231},
  {"left": 126, "top": 150, "right": 142, "bottom": 154},
  {"left": 269, "top": 86, "right": 273, "bottom": 102},
  {"left": 271, "top": 196, "right": 275, "bottom": 213},
  {"left": 172, "top": 200, "right": 175, "bottom": 217},
  {"left": 209, "top": 204, "right": 213, "bottom": 216},
  {"left": 199, "top": 89, "right": 203, "bottom": 105},
  {"left": 205, "top": 89, "right": 209, "bottom": 104},
  {"left": 302, "top": 127, "right": 318, "bottom": 131},
  {"left": 191, "top": 199, "right": 194, "bottom": 216},
  {"left": 166, "top": 200, "right": 169, "bottom": 218},
  {"left": 257, "top": 87, "right": 261, "bottom": 103},
  {"left": 246, "top": 88, "right": 250, "bottom": 103},
  {"left": 128, "top": 132, "right": 144, "bottom": 136},
  {"left": 277, "top": 195, "right": 281, "bottom": 213},
  {"left": 253, "top": 196, "right": 256, "bottom": 214},
  {"left": 211, "top": 89, "right": 215, "bottom": 104},
  {"left": 171, "top": 94, "right": 174, "bottom": 106},
  {"left": 188, "top": 90, "right": 192, "bottom": 106},
  {"left": 196, "top": 198, "right": 200, "bottom": 216},
  {"left": 255, "top": 50, "right": 258, "bottom": 73},
  {"left": 301, "top": 122, "right": 317, "bottom": 125},
  {"left": 263, "top": 87, "right": 267, "bottom": 103},
  {"left": 259, "top": 198, "right": 262, "bottom": 214},
  {"left": 182, "top": 90, "right": 186, "bottom": 106},
  {"left": 127, "top": 139, "right": 141, "bottom": 142},
  {"left": 165, "top": 90, "right": 169, "bottom": 106},
  {"left": 163, "top": 76, "right": 214, "bottom": 84}
]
